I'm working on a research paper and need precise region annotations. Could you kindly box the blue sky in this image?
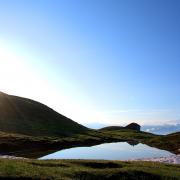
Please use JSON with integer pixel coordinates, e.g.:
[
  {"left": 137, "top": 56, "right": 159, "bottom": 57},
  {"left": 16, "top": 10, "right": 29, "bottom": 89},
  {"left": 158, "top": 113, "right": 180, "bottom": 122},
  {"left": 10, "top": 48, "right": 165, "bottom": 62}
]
[{"left": 0, "top": 0, "right": 180, "bottom": 125}]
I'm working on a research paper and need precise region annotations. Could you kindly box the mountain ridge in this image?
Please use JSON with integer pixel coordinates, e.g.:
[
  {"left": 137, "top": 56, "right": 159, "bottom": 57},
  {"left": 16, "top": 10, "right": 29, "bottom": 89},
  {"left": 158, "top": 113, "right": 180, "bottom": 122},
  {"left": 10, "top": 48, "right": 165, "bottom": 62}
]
[
  {"left": 0, "top": 91, "right": 88, "bottom": 137},
  {"left": 100, "top": 123, "right": 141, "bottom": 131}
]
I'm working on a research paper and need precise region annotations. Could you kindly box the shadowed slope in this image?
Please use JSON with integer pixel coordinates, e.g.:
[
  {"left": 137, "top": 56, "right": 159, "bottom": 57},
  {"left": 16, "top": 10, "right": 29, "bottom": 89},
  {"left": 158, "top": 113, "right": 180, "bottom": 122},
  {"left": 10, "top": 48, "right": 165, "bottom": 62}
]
[{"left": 0, "top": 92, "right": 88, "bottom": 137}]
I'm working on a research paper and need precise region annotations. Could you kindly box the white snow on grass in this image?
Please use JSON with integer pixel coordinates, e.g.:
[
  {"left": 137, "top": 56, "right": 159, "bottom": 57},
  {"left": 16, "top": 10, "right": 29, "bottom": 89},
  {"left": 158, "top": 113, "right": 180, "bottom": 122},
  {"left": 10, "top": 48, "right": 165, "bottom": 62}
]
[{"left": 131, "top": 155, "right": 180, "bottom": 164}]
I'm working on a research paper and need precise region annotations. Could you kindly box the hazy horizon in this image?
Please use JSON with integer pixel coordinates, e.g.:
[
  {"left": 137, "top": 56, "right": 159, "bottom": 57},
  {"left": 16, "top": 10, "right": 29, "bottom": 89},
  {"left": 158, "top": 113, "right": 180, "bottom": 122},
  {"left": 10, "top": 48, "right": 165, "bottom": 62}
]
[{"left": 1, "top": 0, "right": 180, "bottom": 126}]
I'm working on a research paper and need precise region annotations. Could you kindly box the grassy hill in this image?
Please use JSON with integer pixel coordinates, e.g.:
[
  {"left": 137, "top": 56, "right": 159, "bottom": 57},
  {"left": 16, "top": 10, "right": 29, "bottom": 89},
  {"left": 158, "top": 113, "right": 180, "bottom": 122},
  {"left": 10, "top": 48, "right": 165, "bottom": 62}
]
[{"left": 0, "top": 92, "right": 88, "bottom": 137}]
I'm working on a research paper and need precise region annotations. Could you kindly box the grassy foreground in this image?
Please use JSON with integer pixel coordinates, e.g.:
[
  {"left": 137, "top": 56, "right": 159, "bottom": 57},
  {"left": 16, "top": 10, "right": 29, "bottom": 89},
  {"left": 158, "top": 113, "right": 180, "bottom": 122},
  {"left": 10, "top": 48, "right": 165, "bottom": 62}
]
[{"left": 0, "top": 159, "right": 179, "bottom": 180}]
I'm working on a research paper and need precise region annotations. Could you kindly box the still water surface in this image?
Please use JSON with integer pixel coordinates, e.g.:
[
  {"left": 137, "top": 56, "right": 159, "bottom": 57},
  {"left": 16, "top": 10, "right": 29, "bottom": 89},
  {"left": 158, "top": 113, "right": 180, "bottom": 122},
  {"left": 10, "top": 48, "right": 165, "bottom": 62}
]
[{"left": 40, "top": 142, "right": 173, "bottom": 160}]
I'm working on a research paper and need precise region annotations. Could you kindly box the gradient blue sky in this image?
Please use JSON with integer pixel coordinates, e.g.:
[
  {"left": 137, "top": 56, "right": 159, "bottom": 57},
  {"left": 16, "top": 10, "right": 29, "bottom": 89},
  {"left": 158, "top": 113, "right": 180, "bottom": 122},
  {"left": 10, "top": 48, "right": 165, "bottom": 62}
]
[{"left": 0, "top": 0, "right": 180, "bottom": 125}]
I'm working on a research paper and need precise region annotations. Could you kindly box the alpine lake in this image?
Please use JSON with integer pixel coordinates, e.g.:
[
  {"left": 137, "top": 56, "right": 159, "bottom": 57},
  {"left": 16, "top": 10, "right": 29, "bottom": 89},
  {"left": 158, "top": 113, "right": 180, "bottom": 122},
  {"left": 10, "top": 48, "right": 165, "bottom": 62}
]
[{"left": 40, "top": 142, "right": 173, "bottom": 160}]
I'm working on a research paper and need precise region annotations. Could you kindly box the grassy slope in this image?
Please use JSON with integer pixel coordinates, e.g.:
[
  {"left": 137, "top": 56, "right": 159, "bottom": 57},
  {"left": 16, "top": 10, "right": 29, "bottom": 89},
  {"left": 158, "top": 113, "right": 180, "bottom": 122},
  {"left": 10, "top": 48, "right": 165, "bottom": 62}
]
[
  {"left": 143, "top": 132, "right": 180, "bottom": 154},
  {"left": 0, "top": 159, "right": 179, "bottom": 180},
  {"left": 0, "top": 92, "right": 87, "bottom": 137}
]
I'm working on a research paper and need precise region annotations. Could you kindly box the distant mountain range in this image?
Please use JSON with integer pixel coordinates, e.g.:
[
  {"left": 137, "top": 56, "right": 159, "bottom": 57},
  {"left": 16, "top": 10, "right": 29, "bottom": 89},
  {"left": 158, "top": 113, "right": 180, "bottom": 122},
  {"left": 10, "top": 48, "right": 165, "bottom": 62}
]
[
  {"left": 142, "top": 123, "right": 180, "bottom": 135},
  {"left": 0, "top": 92, "right": 88, "bottom": 137}
]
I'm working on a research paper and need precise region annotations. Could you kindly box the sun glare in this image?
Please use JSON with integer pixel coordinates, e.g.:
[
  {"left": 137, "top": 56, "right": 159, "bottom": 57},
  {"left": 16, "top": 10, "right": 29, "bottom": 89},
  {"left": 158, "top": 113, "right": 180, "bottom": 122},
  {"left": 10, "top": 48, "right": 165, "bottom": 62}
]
[
  {"left": 0, "top": 40, "right": 48, "bottom": 100},
  {"left": 0, "top": 40, "right": 95, "bottom": 124},
  {"left": 0, "top": 41, "right": 26, "bottom": 93}
]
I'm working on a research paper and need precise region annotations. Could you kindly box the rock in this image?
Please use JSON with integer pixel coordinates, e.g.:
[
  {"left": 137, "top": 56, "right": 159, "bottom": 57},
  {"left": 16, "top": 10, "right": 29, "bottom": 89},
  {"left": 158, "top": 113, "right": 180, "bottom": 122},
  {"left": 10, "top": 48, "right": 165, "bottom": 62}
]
[{"left": 125, "top": 123, "right": 141, "bottom": 131}]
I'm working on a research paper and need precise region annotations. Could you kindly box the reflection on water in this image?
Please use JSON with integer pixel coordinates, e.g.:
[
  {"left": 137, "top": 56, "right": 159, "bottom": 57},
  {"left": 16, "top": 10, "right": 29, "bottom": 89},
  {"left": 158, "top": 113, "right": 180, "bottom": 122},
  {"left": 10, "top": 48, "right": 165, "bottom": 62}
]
[{"left": 40, "top": 142, "right": 174, "bottom": 160}]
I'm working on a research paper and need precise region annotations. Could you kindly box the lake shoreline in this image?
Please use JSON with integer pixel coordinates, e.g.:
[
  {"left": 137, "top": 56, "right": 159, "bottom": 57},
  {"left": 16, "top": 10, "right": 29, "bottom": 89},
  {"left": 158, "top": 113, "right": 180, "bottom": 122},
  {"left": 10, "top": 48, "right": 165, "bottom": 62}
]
[
  {"left": 132, "top": 154, "right": 180, "bottom": 164},
  {"left": 40, "top": 142, "right": 174, "bottom": 161},
  {"left": 0, "top": 154, "right": 180, "bottom": 165},
  {"left": 0, "top": 130, "right": 179, "bottom": 159}
]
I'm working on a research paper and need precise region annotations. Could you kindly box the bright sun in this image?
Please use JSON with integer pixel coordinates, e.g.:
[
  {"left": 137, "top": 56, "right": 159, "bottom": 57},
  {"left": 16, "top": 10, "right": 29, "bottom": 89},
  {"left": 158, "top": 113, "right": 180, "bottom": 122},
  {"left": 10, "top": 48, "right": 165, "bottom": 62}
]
[
  {"left": 0, "top": 40, "right": 98, "bottom": 124},
  {"left": 0, "top": 40, "right": 42, "bottom": 97},
  {"left": 0, "top": 42, "right": 23, "bottom": 92}
]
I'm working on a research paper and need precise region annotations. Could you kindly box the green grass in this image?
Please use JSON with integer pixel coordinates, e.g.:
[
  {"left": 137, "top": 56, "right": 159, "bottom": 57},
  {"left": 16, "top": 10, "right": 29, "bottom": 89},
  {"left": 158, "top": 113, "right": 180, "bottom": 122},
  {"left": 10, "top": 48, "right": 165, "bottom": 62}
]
[
  {"left": 0, "top": 159, "right": 179, "bottom": 180},
  {"left": 143, "top": 132, "right": 180, "bottom": 154}
]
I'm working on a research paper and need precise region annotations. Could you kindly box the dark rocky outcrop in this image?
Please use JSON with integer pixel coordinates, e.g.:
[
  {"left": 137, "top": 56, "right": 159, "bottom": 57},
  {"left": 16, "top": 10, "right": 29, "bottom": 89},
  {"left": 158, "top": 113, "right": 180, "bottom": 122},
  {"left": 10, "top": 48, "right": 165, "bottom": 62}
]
[{"left": 125, "top": 123, "right": 141, "bottom": 131}]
